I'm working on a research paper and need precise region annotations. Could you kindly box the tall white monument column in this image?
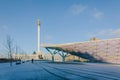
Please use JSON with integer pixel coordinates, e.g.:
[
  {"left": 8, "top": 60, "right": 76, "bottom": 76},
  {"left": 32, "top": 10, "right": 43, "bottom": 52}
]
[
  {"left": 35, "top": 19, "right": 43, "bottom": 60},
  {"left": 38, "top": 19, "right": 40, "bottom": 53}
]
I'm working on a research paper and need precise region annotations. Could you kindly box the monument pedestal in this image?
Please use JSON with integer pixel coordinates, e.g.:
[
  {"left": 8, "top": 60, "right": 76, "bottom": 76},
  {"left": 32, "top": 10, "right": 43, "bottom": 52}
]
[{"left": 35, "top": 51, "right": 43, "bottom": 60}]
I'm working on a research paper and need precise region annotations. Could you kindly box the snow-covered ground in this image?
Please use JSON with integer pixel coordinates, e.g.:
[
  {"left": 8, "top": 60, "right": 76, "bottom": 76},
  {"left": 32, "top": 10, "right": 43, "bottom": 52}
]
[{"left": 0, "top": 61, "right": 120, "bottom": 80}]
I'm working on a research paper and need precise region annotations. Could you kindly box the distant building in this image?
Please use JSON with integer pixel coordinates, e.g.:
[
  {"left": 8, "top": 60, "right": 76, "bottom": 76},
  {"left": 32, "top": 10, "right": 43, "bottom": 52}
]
[
  {"left": 12, "top": 53, "right": 38, "bottom": 61},
  {"left": 90, "top": 37, "right": 100, "bottom": 41}
]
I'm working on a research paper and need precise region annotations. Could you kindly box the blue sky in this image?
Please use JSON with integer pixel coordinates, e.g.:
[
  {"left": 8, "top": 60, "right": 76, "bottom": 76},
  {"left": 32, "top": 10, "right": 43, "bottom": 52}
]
[{"left": 0, "top": 0, "right": 120, "bottom": 53}]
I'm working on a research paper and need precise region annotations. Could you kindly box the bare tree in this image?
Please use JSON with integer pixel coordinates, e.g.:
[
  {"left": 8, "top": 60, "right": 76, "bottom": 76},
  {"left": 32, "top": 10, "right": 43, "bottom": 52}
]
[
  {"left": 15, "top": 45, "right": 19, "bottom": 63},
  {"left": 5, "top": 35, "right": 14, "bottom": 66}
]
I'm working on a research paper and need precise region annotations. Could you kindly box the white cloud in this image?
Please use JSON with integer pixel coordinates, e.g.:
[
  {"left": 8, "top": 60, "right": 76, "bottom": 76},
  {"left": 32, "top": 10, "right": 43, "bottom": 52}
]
[
  {"left": 70, "top": 4, "right": 87, "bottom": 15},
  {"left": 0, "top": 25, "right": 9, "bottom": 36},
  {"left": 92, "top": 8, "right": 104, "bottom": 19},
  {"left": 97, "top": 29, "right": 113, "bottom": 36},
  {"left": 0, "top": 25, "right": 8, "bottom": 31},
  {"left": 43, "top": 35, "right": 53, "bottom": 41},
  {"left": 109, "top": 29, "right": 120, "bottom": 37},
  {"left": 92, "top": 28, "right": 120, "bottom": 38},
  {"left": 93, "top": 12, "right": 104, "bottom": 19}
]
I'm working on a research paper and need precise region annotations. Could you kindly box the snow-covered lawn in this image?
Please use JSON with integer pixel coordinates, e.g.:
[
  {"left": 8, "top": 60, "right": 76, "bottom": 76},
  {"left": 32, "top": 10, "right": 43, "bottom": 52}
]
[{"left": 0, "top": 61, "right": 120, "bottom": 80}]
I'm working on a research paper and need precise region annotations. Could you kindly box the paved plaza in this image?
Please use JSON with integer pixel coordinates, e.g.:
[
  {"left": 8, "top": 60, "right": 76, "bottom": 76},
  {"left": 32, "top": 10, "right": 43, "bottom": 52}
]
[{"left": 0, "top": 61, "right": 120, "bottom": 80}]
